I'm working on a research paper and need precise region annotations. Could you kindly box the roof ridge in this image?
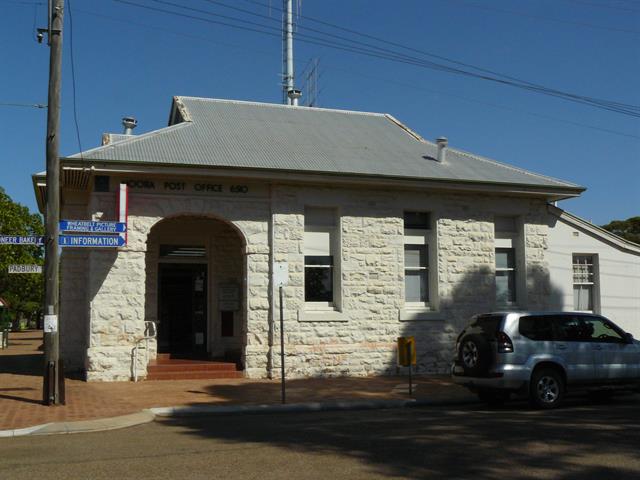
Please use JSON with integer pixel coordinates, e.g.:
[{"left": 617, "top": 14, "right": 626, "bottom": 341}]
[
  {"left": 176, "top": 96, "right": 387, "bottom": 118},
  {"left": 451, "top": 147, "right": 583, "bottom": 188}
]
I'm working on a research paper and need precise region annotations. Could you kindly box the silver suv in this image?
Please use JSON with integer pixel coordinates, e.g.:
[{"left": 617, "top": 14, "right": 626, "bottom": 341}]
[{"left": 451, "top": 312, "right": 640, "bottom": 408}]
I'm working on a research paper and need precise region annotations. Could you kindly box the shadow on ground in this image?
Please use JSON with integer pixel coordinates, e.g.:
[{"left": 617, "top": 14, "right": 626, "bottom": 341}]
[{"left": 159, "top": 393, "right": 640, "bottom": 480}]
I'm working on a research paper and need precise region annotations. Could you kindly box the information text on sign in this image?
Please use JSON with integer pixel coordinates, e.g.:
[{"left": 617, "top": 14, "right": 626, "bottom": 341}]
[
  {"left": 60, "top": 220, "right": 126, "bottom": 233},
  {"left": 0, "top": 236, "right": 44, "bottom": 246},
  {"left": 59, "top": 235, "right": 126, "bottom": 248}
]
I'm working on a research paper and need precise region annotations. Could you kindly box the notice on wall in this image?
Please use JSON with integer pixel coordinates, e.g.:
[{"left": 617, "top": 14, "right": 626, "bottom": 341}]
[
  {"left": 273, "top": 262, "right": 289, "bottom": 287},
  {"left": 44, "top": 315, "right": 58, "bottom": 333},
  {"left": 218, "top": 284, "right": 240, "bottom": 311}
]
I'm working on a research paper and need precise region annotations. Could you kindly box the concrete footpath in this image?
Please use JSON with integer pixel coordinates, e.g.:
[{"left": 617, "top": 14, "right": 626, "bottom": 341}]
[{"left": 0, "top": 331, "right": 475, "bottom": 437}]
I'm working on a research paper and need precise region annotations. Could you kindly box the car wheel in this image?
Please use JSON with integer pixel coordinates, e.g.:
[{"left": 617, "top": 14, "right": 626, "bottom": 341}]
[
  {"left": 459, "top": 335, "right": 491, "bottom": 375},
  {"left": 529, "top": 367, "right": 565, "bottom": 409},
  {"left": 477, "top": 389, "right": 510, "bottom": 406}
]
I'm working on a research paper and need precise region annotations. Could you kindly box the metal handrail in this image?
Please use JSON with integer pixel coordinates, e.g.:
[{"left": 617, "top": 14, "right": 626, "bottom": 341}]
[{"left": 131, "top": 321, "right": 157, "bottom": 382}]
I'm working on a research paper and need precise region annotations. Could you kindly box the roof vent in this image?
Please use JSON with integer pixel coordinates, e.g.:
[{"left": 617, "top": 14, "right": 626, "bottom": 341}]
[
  {"left": 287, "top": 89, "right": 302, "bottom": 106},
  {"left": 122, "top": 116, "right": 138, "bottom": 135},
  {"left": 436, "top": 137, "right": 448, "bottom": 163}
]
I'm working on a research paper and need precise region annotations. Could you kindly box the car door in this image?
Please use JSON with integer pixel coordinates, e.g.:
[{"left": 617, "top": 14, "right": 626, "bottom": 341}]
[
  {"left": 552, "top": 315, "right": 595, "bottom": 384},
  {"left": 585, "top": 315, "right": 638, "bottom": 381}
]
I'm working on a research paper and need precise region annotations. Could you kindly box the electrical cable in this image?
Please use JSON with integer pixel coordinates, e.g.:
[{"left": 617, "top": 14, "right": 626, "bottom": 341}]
[
  {"left": 114, "top": 0, "right": 640, "bottom": 117},
  {"left": 67, "top": 0, "right": 83, "bottom": 158},
  {"left": 74, "top": 7, "right": 638, "bottom": 140},
  {"left": 0, "top": 102, "right": 47, "bottom": 108},
  {"left": 239, "top": 0, "right": 640, "bottom": 112}
]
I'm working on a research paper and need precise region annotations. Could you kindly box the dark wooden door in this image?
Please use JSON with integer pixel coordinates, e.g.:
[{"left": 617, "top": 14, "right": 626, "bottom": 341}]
[{"left": 158, "top": 264, "right": 207, "bottom": 357}]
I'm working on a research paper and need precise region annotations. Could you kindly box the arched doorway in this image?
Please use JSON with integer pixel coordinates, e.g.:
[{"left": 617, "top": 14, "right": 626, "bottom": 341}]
[{"left": 145, "top": 215, "right": 246, "bottom": 364}]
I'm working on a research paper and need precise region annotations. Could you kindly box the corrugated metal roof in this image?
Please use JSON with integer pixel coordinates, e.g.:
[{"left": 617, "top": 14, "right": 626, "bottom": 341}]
[{"left": 69, "top": 97, "right": 582, "bottom": 191}]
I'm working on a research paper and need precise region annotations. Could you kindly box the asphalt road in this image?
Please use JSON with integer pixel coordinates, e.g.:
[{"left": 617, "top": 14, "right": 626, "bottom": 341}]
[{"left": 1, "top": 395, "right": 639, "bottom": 480}]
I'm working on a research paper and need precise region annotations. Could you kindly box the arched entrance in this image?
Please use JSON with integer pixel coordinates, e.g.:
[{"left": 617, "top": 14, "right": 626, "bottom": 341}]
[{"left": 145, "top": 215, "right": 246, "bottom": 365}]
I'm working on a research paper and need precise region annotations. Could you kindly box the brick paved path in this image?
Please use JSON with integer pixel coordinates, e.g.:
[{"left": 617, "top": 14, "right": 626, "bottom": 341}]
[{"left": 0, "top": 331, "right": 471, "bottom": 430}]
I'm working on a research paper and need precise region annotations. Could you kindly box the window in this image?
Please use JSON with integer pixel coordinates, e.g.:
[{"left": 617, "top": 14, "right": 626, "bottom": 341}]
[
  {"left": 304, "top": 207, "right": 337, "bottom": 306},
  {"left": 403, "top": 212, "right": 431, "bottom": 306},
  {"left": 404, "top": 245, "right": 428, "bottom": 302},
  {"left": 494, "top": 216, "right": 519, "bottom": 306},
  {"left": 554, "top": 315, "right": 623, "bottom": 343},
  {"left": 573, "top": 255, "right": 597, "bottom": 312},
  {"left": 495, "top": 248, "right": 516, "bottom": 305},
  {"left": 519, "top": 316, "right": 554, "bottom": 341}
]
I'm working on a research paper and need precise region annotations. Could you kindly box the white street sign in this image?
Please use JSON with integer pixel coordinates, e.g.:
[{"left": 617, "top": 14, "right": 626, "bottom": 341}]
[
  {"left": 8, "top": 264, "right": 42, "bottom": 274},
  {"left": 44, "top": 315, "right": 58, "bottom": 333},
  {"left": 274, "top": 262, "right": 289, "bottom": 287}
]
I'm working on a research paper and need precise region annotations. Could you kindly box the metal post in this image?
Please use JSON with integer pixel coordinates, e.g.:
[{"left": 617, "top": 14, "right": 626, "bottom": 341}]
[
  {"left": 407, "top": 343, "right": 413, "bottom": 396},
  {"left": 279, "top": 285, "right": 286, "bottom": 404},
  {"left": 42, "top": 0, "right": 64, "bottom": 406},
  {"left": 284, "top": 0, "right": 296, "bottom": 105}
]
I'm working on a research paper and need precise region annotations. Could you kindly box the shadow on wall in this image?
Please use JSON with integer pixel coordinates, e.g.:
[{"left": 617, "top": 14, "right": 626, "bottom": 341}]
[{"left": 399, "top": 264, "right": 566, "bottom": 374}]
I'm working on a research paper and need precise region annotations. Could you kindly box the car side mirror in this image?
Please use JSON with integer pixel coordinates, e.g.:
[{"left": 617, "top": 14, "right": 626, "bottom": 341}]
[{"left": 624, "top": 332, "right": 634, "bottom": 344}]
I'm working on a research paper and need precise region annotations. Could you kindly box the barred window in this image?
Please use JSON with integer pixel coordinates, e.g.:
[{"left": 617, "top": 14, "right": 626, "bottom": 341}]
[{"left": 573, "top": 255, "right": 597, "bottom": 312}]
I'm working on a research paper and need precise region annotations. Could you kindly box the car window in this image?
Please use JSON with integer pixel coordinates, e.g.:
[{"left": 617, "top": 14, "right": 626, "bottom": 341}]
[
  {"left": 587, "top": 316, "right": 625, "bottom": 343},
  {"left": 519, "top": 316, "right": 554, "bottom": 341},
  {"left": 471, "top": 315, "right": 503, "bottom": 336},
  {"left": 554, "top": 316, "right": 593, "bottom": 341},
  {"left": 553, "top": 315, "right": 624, "bottom": 342}
]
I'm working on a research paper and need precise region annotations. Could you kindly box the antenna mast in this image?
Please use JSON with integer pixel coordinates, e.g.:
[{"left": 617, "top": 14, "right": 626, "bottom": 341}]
[{"left": 283, "top": 0, "right": 300, "bottom": 105}]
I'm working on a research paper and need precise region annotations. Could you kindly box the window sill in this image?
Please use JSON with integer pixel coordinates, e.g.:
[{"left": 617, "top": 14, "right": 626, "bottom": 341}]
[
  {"left": 298, "top": 309, "right": 349, "bottom": 322},
  {"left": 399, "top": 308, "right": 444, "bottom": 322}
]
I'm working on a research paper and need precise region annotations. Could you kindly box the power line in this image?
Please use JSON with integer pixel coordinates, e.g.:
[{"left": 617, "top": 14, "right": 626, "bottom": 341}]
[
  {"left": 446, "top": 0, "right": 640, "bottom": 36},
  {"left": 563, "top": 0, "right": 640, "bottom": 13},
  {"left": 74, "top": 7, "right": 273, "bottom": 56},
  {"left": 239, "top": 0, "right": 640, "bottom": 112},
  {"left": 67, "top": 0, "right": 83, "bottom": 158},
  {"left": 114, "top": 0, "right": 640, "bottom": 117},
  {"left": 331, "top": 66, "right": 640, "bottom": 141},
  {"left": 0, "top": 102, "right": 47, "bottom": 108},
  {"left": 72, "top": 6, "right": 637, "bottom": 140}
]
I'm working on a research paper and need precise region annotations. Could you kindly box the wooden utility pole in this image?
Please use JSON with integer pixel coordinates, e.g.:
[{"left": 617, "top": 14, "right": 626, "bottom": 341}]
[{"left": 42, "top": 0, "right": 65, "bottom": 405}]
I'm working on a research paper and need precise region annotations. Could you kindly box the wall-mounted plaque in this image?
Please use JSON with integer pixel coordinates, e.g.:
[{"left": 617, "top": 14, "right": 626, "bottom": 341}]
[{"left": 218, "top": 284, "right": 240, "bottom": 311}]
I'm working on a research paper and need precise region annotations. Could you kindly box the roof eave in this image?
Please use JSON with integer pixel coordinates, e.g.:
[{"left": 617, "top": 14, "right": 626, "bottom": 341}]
[
  {"left": 54, "top": 157, "right": 585, "bottom": 200},
  {"left": 549, "top": 204, "right": 640, "bottom": 254}
]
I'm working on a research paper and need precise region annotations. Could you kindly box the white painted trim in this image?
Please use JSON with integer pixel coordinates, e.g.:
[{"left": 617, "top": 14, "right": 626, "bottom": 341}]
[
  {"left": 398, "top": 308, "right": 444, "bottom": 322},
  {"left": 297, "top": 309, "right": 348, "bottom": 322},
  {"left": 549, "top": 204, "right": 640, "bottom": 255}
]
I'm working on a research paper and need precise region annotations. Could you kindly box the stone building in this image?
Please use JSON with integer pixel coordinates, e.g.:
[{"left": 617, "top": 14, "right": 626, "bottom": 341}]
[{"left": 32, "top": 97, "right": 639, "bottom": 381}]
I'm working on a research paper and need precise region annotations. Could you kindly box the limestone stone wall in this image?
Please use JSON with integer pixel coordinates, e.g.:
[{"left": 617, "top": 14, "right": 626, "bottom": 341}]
[
  {"left": 84, "top": 191, "right": 270, "bottom": 381},
  {"left": 74, "top": 180, "right": 551, "bottom": 381},
  {"left": 269, "top": 185, "right": 551, "bottom": 378}
]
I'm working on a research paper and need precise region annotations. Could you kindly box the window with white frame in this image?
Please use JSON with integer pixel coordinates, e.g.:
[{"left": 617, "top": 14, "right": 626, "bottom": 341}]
[
  {"left": 495, "top": 248, "right": 516, "bottom": 305},
  {"left": 573, "top": 254, "right": 597, "bottom": 312},
  {"left": 304, "top": 207, "right": 337, "bottom": 307},
  {"left": 403, "top": 212, "right": 431, "bottom": 306},
  {"left": 494, "top": 216, "right": 519, "bottom": 306}
]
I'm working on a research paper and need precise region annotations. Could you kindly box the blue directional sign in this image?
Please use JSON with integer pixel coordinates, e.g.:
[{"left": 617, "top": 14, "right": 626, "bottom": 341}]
[
  {"left": 0, "top": 236, "right": 44, "bottom": 246},
  {"left": 59, "top": 235, "right": 126, "bottom": 248},
  {"left": 60, "top": 220, "right": 127, "bottom": 233}
]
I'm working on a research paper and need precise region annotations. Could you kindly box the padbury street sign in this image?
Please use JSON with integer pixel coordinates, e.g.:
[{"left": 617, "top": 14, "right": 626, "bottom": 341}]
[
  {"left": 59, "top": 235, "right": 126, "bottom": 248},
  {"left": 0, "top": 236, "right": 44, "bottom": 246},
  {"left": 59, "top": 220, "right": 127, "bottom": 233},
  {"left": 8, "top": 264, "right": 43, "bottom": 274}
]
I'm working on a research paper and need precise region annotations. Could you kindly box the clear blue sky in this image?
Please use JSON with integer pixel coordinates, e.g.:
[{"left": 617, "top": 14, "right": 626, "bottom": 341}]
[{"left": 2, "top": 0, "right": 638, "bottom": 224}]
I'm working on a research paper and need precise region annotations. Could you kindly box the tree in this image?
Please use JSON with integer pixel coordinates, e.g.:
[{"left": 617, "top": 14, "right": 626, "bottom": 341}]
[
  {"left": 601, "top": 217, "right": 640, "bottom": 244},
  {"left": 0, "top": 187, "right": 44, "bottom": 329}
]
